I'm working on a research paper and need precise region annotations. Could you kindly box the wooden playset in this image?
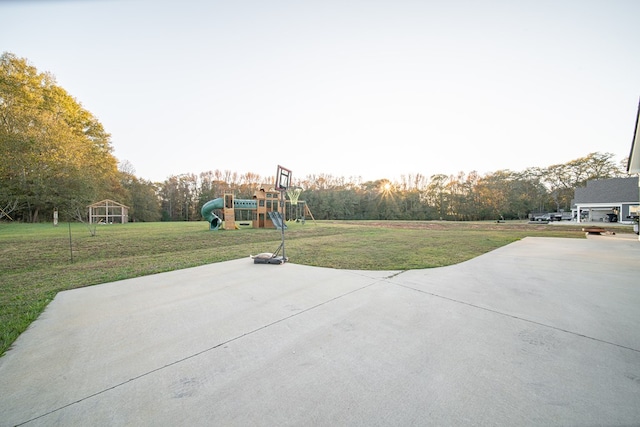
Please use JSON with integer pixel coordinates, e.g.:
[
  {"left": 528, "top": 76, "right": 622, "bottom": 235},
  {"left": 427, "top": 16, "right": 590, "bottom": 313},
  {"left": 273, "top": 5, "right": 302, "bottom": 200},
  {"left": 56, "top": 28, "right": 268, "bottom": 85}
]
[{"left": 200, "top": 165, "right": 312, "bottom": 231}]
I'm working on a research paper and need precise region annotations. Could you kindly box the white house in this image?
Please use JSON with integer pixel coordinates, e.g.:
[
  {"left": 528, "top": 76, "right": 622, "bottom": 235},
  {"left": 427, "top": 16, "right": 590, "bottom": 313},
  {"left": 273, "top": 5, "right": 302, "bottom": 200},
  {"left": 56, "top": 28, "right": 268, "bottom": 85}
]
[
  {"left": 626, "top": 97, "right": 640, "bottom": 237},
  {"left": 627, "top": 97, "right": 640, "bottom": 175}
]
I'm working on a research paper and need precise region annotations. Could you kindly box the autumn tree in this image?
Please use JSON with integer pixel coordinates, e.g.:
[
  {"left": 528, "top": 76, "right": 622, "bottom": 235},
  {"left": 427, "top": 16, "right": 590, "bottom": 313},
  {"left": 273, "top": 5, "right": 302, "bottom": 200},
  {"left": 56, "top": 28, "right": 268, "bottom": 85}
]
[
  {"left": 425, "top": 174, "right": 450, "bottom": 220},
  {"left": 0, "top": 52, "right": 121, "bottom": 222}
]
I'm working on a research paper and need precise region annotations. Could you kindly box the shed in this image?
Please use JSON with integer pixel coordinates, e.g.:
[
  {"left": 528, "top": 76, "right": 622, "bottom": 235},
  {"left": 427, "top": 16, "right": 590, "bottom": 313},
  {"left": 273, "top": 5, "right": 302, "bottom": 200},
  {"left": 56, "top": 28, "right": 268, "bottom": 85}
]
[
  {"left": 572, "top": 177, "right": 638, "bottom": 224},
  {"left": 88, "top": 199, "right": 129, "bottom": 224}
]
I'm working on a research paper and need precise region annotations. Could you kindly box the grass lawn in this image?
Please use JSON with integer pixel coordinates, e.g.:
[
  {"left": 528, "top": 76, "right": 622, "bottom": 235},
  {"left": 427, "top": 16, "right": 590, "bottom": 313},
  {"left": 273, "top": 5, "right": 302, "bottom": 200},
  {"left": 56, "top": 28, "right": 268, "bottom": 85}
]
[{"left": 0, "top": 219, "right": 629, "bottom": 356}]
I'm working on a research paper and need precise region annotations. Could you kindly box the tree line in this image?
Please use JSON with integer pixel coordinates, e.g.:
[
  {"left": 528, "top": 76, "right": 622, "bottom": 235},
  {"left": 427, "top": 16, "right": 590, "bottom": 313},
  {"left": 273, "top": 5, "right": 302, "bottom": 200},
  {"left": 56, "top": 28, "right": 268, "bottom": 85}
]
[
  {"left": 1, "top": 52, "right": 630, "bottom": 223},
  {"left": 155, "top": 151, "right": 627, "bottom": 223}
]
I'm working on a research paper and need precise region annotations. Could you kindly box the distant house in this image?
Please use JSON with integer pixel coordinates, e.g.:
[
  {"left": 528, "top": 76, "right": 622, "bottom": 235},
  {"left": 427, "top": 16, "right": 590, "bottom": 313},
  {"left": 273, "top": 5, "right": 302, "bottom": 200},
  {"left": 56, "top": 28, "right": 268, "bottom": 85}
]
[
  {"left": 87, "top": 199, "right": 129, "bottom": 224},
  {"left": 572, "top": 177, "right": 638, "bottom": 224}
]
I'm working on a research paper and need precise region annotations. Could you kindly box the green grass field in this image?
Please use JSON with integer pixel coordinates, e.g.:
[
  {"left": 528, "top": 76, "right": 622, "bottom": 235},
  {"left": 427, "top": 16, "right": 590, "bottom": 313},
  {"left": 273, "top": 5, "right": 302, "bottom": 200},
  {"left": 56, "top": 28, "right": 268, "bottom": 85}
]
[{"left": 0, "top": 219, "right": 630, "bottom": 356}]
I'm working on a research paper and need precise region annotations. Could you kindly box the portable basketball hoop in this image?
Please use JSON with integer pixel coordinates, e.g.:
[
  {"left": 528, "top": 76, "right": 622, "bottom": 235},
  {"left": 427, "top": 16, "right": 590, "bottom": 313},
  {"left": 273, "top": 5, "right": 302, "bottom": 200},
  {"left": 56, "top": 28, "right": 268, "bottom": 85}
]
[{"left": 254, "top": 165, "right": 291, "bottom": 265}]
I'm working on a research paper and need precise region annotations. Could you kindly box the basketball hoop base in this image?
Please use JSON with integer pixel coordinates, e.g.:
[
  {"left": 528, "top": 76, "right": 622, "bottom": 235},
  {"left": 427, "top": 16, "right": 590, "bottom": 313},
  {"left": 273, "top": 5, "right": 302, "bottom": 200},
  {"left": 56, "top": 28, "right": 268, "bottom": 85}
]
[{"left": 253, "top": 256, "right": 287, "bottom": 265}]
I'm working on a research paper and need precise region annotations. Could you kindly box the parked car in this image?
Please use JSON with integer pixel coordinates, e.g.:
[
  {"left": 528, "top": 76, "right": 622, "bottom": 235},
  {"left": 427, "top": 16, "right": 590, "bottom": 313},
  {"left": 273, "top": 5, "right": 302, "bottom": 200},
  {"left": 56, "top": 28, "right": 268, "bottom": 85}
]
[
  {"left": 532, "top": 214, "right": 551, "bottom": 221},
  {"left": 531, "top": 212, "right": 571, "bottom": 222}
]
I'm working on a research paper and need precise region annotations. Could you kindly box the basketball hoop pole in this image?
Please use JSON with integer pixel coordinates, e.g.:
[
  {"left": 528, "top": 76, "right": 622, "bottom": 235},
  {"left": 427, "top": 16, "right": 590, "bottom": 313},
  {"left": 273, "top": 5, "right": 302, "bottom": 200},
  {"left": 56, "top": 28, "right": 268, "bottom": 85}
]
[
  {"left": 269, "top": 191, "right": 286, "bottom": 261},
  {"left": 271, "top": 165, "right": 292, "bottom": 263},
  {"left": 279, "top": 188, "right": 286, "bottom": 260}
]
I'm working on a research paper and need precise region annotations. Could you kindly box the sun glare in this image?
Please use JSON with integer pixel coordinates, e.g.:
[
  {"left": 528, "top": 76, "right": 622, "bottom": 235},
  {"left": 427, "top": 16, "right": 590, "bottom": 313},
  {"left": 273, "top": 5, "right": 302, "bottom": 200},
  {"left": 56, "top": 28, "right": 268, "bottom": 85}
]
[{"left": 379, "top": 181, "right": 394, "bottom": 199}]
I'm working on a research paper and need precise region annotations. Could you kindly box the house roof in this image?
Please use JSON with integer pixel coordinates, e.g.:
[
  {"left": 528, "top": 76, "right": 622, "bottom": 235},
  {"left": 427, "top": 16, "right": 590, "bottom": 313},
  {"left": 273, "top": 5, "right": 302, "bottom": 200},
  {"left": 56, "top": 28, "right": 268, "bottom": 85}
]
[
  {"left": 573, "top": 177, "right": 639, "bottom": 205},
  {"left": 627, "top": 97, "right": 640, "bottom": 174}
]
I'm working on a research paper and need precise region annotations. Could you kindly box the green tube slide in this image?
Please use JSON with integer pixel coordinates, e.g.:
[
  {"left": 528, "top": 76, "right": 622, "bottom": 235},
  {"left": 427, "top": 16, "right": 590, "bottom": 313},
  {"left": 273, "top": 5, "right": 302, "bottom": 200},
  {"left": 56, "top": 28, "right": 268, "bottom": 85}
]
[{"left": 201, "top": 197, "right": 224, "bottom": 230}]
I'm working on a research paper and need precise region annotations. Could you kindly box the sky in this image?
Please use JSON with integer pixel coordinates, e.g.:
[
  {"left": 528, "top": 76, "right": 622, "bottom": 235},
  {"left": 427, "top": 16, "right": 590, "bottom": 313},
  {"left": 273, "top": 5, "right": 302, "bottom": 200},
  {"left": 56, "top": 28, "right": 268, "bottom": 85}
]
[{"left": 2, "top": 0, "right": 639, "bottom": 184}]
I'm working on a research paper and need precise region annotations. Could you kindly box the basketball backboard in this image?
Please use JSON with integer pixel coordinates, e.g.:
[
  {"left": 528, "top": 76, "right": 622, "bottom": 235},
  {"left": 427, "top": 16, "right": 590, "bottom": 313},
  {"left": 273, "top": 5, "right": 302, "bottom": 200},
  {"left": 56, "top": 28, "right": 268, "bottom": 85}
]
[{"left": 275, "top": 165, "right": 292, "bottom": 191}]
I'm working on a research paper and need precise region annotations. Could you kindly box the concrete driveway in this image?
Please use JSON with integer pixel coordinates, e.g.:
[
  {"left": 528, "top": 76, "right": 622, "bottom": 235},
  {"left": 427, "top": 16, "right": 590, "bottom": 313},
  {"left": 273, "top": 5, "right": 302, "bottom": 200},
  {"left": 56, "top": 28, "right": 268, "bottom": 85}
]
[{"left": 1, "top": 236, "right": 639, "bottom": 426}]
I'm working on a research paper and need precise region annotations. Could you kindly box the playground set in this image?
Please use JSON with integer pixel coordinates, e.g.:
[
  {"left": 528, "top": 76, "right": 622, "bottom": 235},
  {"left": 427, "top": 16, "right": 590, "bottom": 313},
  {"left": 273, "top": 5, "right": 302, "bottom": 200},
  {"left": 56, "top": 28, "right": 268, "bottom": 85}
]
[{"left": 200, "top": 168, "right": 312, "bottom": 232}]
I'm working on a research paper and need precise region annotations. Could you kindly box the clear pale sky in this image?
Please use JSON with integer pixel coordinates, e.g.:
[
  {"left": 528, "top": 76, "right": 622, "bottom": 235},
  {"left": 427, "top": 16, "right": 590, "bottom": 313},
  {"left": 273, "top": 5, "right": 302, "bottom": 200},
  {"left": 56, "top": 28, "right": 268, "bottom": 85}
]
[{"left": 2, "top": 0, "right": 639, "bottom": 183}]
